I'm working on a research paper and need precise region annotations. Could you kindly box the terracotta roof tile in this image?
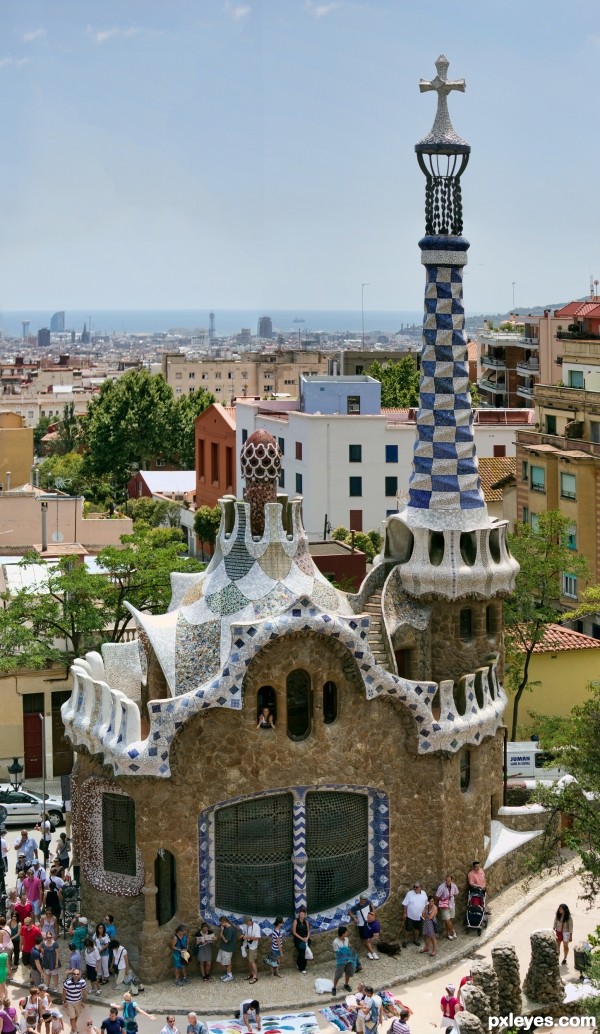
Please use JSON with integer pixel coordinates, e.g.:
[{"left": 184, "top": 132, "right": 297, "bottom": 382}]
[
  {"left": 555, "top": 301, "right": 600, "bottom": 319},
  {"left": 529, "top": 623, "right": 600, "bottom": 653},
  {"left": 477, "top": 456, "right": 516, "bottom": 502}
]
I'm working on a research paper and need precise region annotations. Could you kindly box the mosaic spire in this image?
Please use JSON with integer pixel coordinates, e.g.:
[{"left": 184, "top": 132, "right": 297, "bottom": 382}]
[{"left": 406, "top": 55, "right": 486, "bottom": 532}]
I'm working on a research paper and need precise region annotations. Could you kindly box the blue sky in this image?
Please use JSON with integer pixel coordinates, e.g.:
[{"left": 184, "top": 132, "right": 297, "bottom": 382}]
[{"left": 0, "top": 0, "right": 598, "bottom": 313}]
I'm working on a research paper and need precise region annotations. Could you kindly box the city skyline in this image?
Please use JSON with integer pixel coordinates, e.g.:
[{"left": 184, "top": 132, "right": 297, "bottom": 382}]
[{"left": 0, "top": 0, "right": 598, "bottom": 312}]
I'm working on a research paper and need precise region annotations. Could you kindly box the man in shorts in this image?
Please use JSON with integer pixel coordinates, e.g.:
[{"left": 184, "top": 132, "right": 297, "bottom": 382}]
[
  {"left": 436, "top": 874, "right": 459, "bottom": 940},
  {"left": 401, "top": 882, "right": 427, "bottom": 948},
  {"left": 240, "top": 917, "right": 261, "bottom": 984},
  {"left": 62, "top": 968, "right": 88, "bottom": 1032},
  {"left": 349, "top": 894, "right": 378, "bottom": 960}
]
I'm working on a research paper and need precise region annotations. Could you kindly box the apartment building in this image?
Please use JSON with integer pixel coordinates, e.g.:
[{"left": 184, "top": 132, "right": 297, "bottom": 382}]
[
  {"left": 236, "top": 377, "right": 533, "bottom": 539},
  {"left": 162, "top": 349, "right": 329, "bottom": 401},
  {"left": 515, "top": 311, "right": 600, "bottom": 632}
]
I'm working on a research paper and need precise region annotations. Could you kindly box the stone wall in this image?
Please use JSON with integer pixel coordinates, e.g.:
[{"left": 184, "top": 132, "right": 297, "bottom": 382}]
[{"left": 74, "top": 628, "right": 506, "bottom": 982}]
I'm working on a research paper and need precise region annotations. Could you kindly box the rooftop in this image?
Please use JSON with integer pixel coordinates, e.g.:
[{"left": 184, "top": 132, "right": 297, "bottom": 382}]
[
  {"left": 530, "top": 623, "right": 600, "bottom": 653},
  {"left": 477, "top": 456, "right": 516, "bottom": 502},
  {"left": 138, "top": 470, "right": 196, "bottom": 494}
]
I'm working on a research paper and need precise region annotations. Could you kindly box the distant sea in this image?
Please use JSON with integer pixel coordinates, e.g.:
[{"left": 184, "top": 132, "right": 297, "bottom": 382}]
[{"left": 0, "top": 309, "right": 425, "bottom": 339}]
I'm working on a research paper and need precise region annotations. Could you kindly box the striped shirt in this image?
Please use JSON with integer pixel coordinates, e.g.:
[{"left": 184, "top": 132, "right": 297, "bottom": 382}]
[
  {"left": 62, "top": 978, "right": 87, "bottom": 1002},
  {"left": 271, "top": 930, "right": 283, "bottom": 952},
  {"left": 390, "top": 1023, "right": 410, "bottom": 1034}
]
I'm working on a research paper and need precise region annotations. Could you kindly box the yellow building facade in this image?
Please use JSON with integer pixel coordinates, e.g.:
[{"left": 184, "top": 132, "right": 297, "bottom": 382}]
[{"left": 0, "top": 412, "right": 34, "bottom": 489}]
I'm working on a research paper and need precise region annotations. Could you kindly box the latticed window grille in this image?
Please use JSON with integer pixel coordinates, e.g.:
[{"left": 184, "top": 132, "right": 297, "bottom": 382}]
[
  {"left": 102, "top": 793, "right": 136, "bottom": 876},
  {"left": 306, "top": 791, "right": 368, "bottom": 912},
  {"left": 213, "top": 789, "right": 369, "bottom": 917},
  {"left": 215, "top": 793, "right": 295, "bottom": 916}
]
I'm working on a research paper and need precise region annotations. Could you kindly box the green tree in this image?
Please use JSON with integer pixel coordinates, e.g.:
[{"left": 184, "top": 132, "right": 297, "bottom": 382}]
[
  {"left": 0, "top": 526, "right": 204, "bottom": 670},
  {"left": 80, "top": 370, "right": 178, "bottom": 487},
  {"left": 33, "top": 415, "right": 53, "bottom": 454},
  {"left": 53, "top": 402, "right": 80, "bottom": 455},
  {"left": 369, "top": 357, "right": 420, "bottom": 408},
  {"left": 469, "top": 382, "right": 481, "bottom": 406},
  {"left": 38, "top": 451, "right": 87, "bottom": 495},
  {"left": 526, "top": 683, "right": 600, "bottom": 904},
  {"left": 331, "top": 526, "right": 350, "bottom": 542},
  {"left": 504, "top": 510, "right": 590, "bottom": 741},
  {"left": 194, "top": 505, "right": 221, "bottom": 555},
  {"left": 175, "top": 388, "right": 215, "bottom": 469},
  {"left": 128, "top": 497, "right": 181, "bottom": 528}
]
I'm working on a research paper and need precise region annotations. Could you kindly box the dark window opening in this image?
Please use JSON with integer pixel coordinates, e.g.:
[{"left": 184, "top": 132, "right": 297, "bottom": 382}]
[
  {"left": 305, "top": 791, "right": 368, "bottom": 912},
  {"left": 349, "top": 476, "right": 362, "bottom": 497},
  {"left": 385, "top": 476, "right": 398, "bottom": 497},
  {"left": 385, "top": 444, "right": 398, "bottom": 463},
  {"left": 214, "top": 793, "right": 294, "bottom": 915},
  {"left": 295, "top": 472, "right": 303, "bottom": 494},
  {"left": 287, "top": 669, "right": 311, "bottom": 740},
  {"left": 459, "top": 608, "right": 472, "bottom": 640},
  {"left": 155, "top": 849, "right": 177, "bottom": 926},
  {"left": 102, "top": 793, "right": 136, "bottom": 876},
  {"left": 323, "top": 681, "right": 338, "bottom": 724},
  {"left": 257, "top": 685, "right": 277, "bottom": 723},
  {"left": 460, "top": 751, "right": 471, "bottom": 792},
  {"left": 347, "top": 395, "right": 360, "bottom": 414},
  {"left": 295, "top": 441, "right": 303, "bottom": 460},
  {"left": 349, "top": 444, "right": 362, "bottom": 462}
]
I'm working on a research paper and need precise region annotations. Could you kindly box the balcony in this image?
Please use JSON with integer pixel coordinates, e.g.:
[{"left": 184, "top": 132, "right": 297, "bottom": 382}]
[
  {"left": 517, "top": 428, "right": 600, "bottom": 459},
  {"left": 516, "top": 383, "right": 535, "bottom": 399},
  {"left": 479, "top": 378, "right": 507, "bottom": 394},
  {"left": 516, "top": 359, "right": 540, "bottom": 376},
  {"left": 557, "top": 330, "right": 600, "bottom": 342},
  {"left": 534, "top": 383, "right": 600, "bottom": 416},
  {"left": 481, "top": 354, "right": 507, "bottom": 370},
  {"left": 515, "top": 336, "right": 540, "bottom": 349}
]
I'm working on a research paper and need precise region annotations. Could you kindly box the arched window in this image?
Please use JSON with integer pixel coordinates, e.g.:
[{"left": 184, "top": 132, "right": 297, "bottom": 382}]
[
  {"left": 460, "top": 750, "right": 471, "bottom": 793},
  {"left": 102, "top": 793, "right": 136, "bottom": 876},
  {"left": 322, "top": 681, "right": 338, "bottom": 724},
  {"left": 459, "top": 608, "right": 472, "bottom": 641},
  {"left": 257, "top": 685, "right": 277, "bottom": 723},
  {"left": 286, "top": 669, "right": 311, "bottom": 740},
  {"left": 155, "top": 849, "right": 177, "bottom": 926}
]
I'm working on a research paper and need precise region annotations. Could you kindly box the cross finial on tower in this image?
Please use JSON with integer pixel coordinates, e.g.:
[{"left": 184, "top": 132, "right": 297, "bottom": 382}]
[{"left": 417, "top": 54, "right": 468, "bottom": 148}]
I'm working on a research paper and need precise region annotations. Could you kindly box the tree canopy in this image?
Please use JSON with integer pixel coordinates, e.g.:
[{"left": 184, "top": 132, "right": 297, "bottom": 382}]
[
  {"left": 194, "top": 505, "right": 221, "bottom": 554},
  {"left": 0, "top": 525, "right": 204, "bottom": 670},
  {"left": 368, "top": 357, "right": 420, "bottom": 408},
  {"left": 175, "top": 387, "right": 215, "bottom": 468},
  {"left": 504, "top": 510, "right": 590, "bottom": 740}
]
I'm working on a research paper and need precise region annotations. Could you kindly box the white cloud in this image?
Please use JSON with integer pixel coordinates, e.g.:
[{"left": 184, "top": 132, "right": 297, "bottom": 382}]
[
  {"left": 223, "top": 2, "right": 251, "bottom": 22},
  {"left": 22, "top": 28, "right": 45, "bottom": 43},
  {"left": 305, "top": 0, "right": 341, "bottom": 17},
  {"left": 85, "top": 26, "right": 141, "bottom": 45},
  {"left": 0, "top": 57, "right": 30, "bottom": 68}
]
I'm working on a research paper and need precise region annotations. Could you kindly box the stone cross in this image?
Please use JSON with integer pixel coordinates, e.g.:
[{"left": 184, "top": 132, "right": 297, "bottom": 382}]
[{"left": 419, "top": 54, "right": 465, "bottom": 144}]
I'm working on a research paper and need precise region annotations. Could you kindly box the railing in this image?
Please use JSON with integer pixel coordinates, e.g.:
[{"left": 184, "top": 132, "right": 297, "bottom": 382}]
[
  {"left": 517, "top": 336, "right": 540, "bottom": 346},
  {"left": 516, "top": 384, "right": 535, "bottom": 398},
  {"left": 481, "top": 354, "right": 507, "bottom": 368},
  {"left": 479, "top": 379, "right": 507, "bottom": 393},
  {"left": 516, "top": 360, "right": 540, "bottom": 375},
  {"left": 516, "top": 429, "right": 600, "bottom": 458},
  {"left": 557, "top": 330, "right": 600, "bottom": 341}
]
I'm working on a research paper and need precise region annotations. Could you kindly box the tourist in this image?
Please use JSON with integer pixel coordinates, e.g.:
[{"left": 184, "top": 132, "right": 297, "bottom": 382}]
[
  {"left": 110, "top": 940, "right": 134, "bottom": 990},
  {"left": 466, "top": 861, "right": 486, "bottom": 893},
  {"left": 61, "top": 969, "right": 88, "bottom": 1033},
  {"left": 240, "top": 916, "right": 261, "bottom": 984},
  {"left": 55, "top": 836, "right": 70, "bottom": 872},
  {"left": 15, "top": 853, "right": 28, "bottom": 882},
  {"left": 21, "top": 916, "right": 43, "bottom": 969},
  {"left": 41, "top": 932, "right": 61, "bottom": 992},
  {"left": 421, "top": 895, "right": 438, "bottom": 957},
  {"left": 14, "top": 831, "right": 38, "bottom": 868},
  {"left": 186, "top": 1012, "right": 206, "bottom": 1034},
  {"left": 366, "top": 911, "right": 381, "bottom": 957},
  {"left": 436, "top": 875, "right": 459, "bottom": 940},
  {"left": 194, "top": 923, "right": 215, "bottom": 982},
  {"left": 68, "top": 918, "right": 89, "bottom": 954},
  {"left": 68, "top": 945, "right": 83, "bottom": 976},
  {"left": 440, "top": 983, "right": 463, "bottom": 1029},
  {"left": 171, "top": 925, "right": 189, "bottom": 987},
  {"left": 44, "top": 867, "right": 64, "bottom": 920},
  {"left": 238, "top": 1000, "right": 261, "bottom": 1033},
  {"left": 356, "top": 989, "right": 380, "bottom": 1034},
  {"left": 0, "top": 997, "right": 18, "bottom": 1034},
  {"left": 35, "top": 816, "right": 53, "bottom": 867},
  {"left": 291, "top": 908, "right": 311, "bottom": 974},
  {"left": 331, "top": 925, "right": 356, "bottom": 996},
  {"left": 32, "top": 861, "right": 48, "bottom": 884},
  {"left": 120, "top": 990, "right": 155, "bottom": 1032},
  {"left": 100, "top": 1008, "right": 124, "bottom": 1034},
  {"left": 389, "top": 1009, "right": 412, "bottom": 1034},
  {"left": 30, "top": 937, "right": 45, "bottom": 987},
  {"left": 349, "top": 894, "right": 378, "bottom": 960},
  {"left": 458, "top": 972, "right": 472, "bottom": 1006},
  {"left": 268, "top": 917, "right": 284, "bottom": 977},
  {"left": 0, "top": 949, "right": 7, "bottom": 1000},
  {"left": 84, "top": 1023, "right": 99, "bottom": 1034},
  {"left": 23, "top": 870, "right": 44, "bottom": 920},
  {"left": 401, "top": 882, "right": 427, "bottom": 948},
  {"left": 256, "top": 707, "right": 275, "bottom": 730},
  {"left": 84, "top": 939, "right": 101, "bottom": 995},
  {"left": 41, "top": 908, "right": 59, "bottom": 940},
  {"left": 0, "top": 923, "right": 11, "bottom": 962},
  {"left": 9, "top": 914, "right": 20, "bottom": 971},
  {"left": 21, "top": 986, "right": 43, "bottom": 1032},
  {"left": 15, "top": 893, "right": 34, "bottom": 926},
  {"left": 38, "top": 987, "right": 53, "bottom": 1034},
  {"left": 217, "top": 917, "right": 236, "bottom": 983},
  {"left": 49, "top": 1009, "right": 65, "bottom": 1034},
  {"left": 94, "top": 925, "right": 111, "bottom": 985},
  {"left": 159, "top": 1018, "right": 179, "bottom": 1034},
  {"left": 553, "top": 904, "right": 573, "bottom": 965}
]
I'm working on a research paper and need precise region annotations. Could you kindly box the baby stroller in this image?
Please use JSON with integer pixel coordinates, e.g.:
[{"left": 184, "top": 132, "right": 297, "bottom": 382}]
[{"left": 464, "top": 888, "right": 487, "bottom": 935}]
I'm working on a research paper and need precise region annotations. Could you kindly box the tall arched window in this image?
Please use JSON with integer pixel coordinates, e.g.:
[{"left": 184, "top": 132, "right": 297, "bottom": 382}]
[
  {"left": 322, "top": 681, "right": 338, "bottom": 725},
  {"left": 286, "top": 669, "right": 311, "bottom": 740},
  {"left": 155, "top": 849, "right": 177, "bottom": 926}
]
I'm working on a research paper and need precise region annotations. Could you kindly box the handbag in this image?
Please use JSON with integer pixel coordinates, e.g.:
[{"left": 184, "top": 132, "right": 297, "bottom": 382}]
[
  {"left": 263, "top": 954, "right": 278, "bottom": 968},
  {"left": 304, "top": 945, "right": 314, "bottom": 961},
  {"left": 181, "top": 950, "right": 191, "bottom": 963}
]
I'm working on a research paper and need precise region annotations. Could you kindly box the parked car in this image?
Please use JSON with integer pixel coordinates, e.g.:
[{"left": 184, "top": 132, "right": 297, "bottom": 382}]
[{"left": 0, "top": 786, "right": 63, "bottom": 827}]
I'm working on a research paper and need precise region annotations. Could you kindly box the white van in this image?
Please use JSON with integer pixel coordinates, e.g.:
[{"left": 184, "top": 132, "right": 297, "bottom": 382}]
[{"left": 506, "top": 741, "right": 567, "bottom": 787}]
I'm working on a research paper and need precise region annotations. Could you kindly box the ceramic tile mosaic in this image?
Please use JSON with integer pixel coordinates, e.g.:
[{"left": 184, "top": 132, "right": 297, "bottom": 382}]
[
  {"left": 198, "top": 784, "right": 390, "bottom": 934},
  {"left": 78, "top": 775, "right": 145, "bottom": 897}
]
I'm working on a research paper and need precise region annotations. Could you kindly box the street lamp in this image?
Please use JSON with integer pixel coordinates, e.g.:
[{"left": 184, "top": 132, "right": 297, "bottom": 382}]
[
  {"left": 361, "top": 283, "right": 370, "bottom": 348},
  {"left": 512, "top": 281, "right": 517, "bottom": 315},
  {"left": 8, "top": 757, "right": 24, "bottom": 791}
]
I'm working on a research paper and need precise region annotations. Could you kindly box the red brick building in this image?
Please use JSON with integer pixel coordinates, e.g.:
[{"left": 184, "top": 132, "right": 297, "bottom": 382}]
[{"left": 195, "top": 403, "right": 237, "bottom": 508}]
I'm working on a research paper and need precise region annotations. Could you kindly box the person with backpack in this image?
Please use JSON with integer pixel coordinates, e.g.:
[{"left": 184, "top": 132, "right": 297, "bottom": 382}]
[
  {"left": 120, "top": 991, "right": 155, "bottom": 1033},
  {"left": 331, "top": 926, "right": 358, "bottom": 996},
  {"left": 44, "top": 869, "right": 64, "bottom": 921}
]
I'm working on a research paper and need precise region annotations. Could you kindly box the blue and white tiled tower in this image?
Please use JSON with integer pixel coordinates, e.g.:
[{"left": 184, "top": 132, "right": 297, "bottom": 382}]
[{"left": 385, "top": 56, "right": 518, "bottom": 599}]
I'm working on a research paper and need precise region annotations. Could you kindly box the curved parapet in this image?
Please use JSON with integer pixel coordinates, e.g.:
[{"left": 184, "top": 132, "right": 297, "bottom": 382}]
[{"left": 384, "top": 511, "right": 518, "bottom": 601}]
